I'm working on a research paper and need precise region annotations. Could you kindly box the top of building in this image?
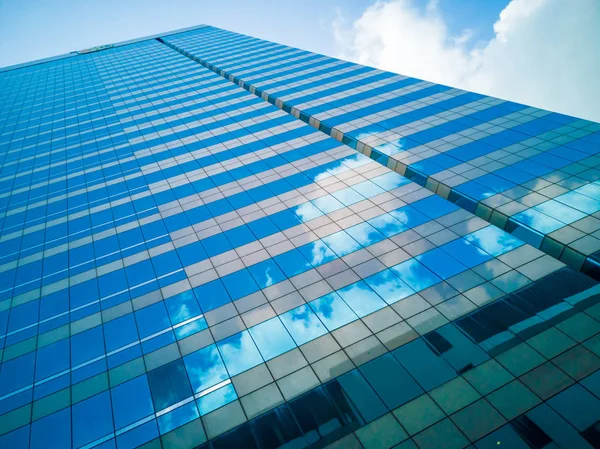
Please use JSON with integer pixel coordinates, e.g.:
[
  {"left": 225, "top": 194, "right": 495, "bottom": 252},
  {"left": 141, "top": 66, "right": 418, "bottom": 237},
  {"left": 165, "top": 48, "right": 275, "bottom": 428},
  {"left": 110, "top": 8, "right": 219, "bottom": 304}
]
[{"left": 0, "top": 23, "right": 209, "bottom": 73}]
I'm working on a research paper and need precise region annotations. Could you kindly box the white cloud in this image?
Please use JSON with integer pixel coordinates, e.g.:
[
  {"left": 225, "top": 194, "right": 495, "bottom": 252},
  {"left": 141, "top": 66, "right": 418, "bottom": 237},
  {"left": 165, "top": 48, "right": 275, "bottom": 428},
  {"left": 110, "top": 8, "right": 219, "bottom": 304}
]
[{"left": 333, "top": 0, "right": 600, "bottom": 122}]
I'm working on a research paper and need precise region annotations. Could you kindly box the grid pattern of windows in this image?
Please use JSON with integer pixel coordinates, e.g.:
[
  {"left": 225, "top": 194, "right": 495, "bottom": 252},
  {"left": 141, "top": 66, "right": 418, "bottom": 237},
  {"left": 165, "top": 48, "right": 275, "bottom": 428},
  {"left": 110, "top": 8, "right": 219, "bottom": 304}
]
[
  {"left": 163, "top": 26, "right": 600, "bottom": 279},
  {"left": 0, "top": 25, "right": 599, "bottom": 449}
]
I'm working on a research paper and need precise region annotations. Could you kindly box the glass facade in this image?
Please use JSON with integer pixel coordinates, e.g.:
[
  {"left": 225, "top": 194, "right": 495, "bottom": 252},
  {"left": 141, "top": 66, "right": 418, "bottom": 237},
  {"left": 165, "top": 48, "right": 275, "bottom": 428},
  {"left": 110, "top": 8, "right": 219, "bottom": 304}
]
[
  {"left": 162, "top": 27, "right": 600, "bottom": 279},
  {"left": 0, "top": 24, "right": 599, "bottom": 449}
]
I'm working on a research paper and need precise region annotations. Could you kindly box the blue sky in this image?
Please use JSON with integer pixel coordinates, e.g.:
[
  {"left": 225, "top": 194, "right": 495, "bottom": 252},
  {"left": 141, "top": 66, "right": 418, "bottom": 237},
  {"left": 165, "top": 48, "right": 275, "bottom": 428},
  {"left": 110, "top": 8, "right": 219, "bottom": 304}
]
[
  {"left": 0, "top": 0, "right": 598, "bottom": 121},
  {"left": 0, "top": 0, "right": 506, "bottom": 67}
]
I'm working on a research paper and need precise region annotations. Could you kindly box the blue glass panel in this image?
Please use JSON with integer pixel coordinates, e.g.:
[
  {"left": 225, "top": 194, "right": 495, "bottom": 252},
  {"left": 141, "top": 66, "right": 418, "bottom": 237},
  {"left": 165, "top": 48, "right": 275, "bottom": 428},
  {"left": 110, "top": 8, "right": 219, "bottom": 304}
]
[
  {"left": 391, "top": 258, "right": 441, "bottom": 292},
  {"left": 202, "top": 233, "right": 232, "bottom": 257},
  {"left": 274, "top": 249, "right": 312, "bottom": 277},
  {"left": 534, "top": 199, "right": 586, "bottom": 224},
  {"left": 0, "top": 426, "right": 30, "bottom": 449},
  {"left": 412, "top": 195, "right": 458, "bottom": 219},
  {"left": 364, "top": 270, "right": 414, "bottom": 305},
  {"left": 104, "top": 313, "right": 139, "bottom": 352},
  {"left": 440, "top": 239, "right": 492, "bottom": 268},
  {"left": 31, "top": 408, "right": 71, "bottom": 449},
  {"left": 147, "top": 359, "right": 193, "bottom": 411},
  {"left": 71, "top": 326, "right": 105, "bottom": 366},
  {"left": 165, "top": 290, "right": 202, "bottom": 325},
  {"left": 426, "top": 324, "right": 489, "bottom": 372},
  {"left": 116, "top": 419, "right": 158, "bottom": 449},
  {"left": 293, "top": 202, "right": 324, "bottom": 222},
  {"left": 194, "top": 279, "right": 231, "bottom": 312},
  {"left": 111, "top": 375, "right": 154, "bottom": 429},
  {"left": 547, "top": 384, "right": 600, "bottom": 431},
  {"left": 217, "top": 330, "right": 264, "bottom": 376},
  {"left": 389, "top": 206, "right": 429, "bottom": 228},
  {"left": 465, "top": 226, "right": 523, "bottom": 257},
  {"left": 221, "top": 269, "right": 259, "bottom": 300},
  {"left": 555, "top": 191, "right": 600, "bottom": 214},
  {"left": 297, "top": 240, "right": 337, "bottom": 267},
  {"left": 337, "top": 370, "right": 387, "bottom": 422},
  {"left": 512, "top": 208, "right": 564, "bottom": 234},
  {"left": 337, "top": 281, "right": 386, "bottom": 317},
  {"left": 393, "top": 339, "right": 457, "bottom": 390},
  {"left": 309, "top": 292, "right": 358, "bottom": 331},
  {"left": 371, "top": 172, "right": 409, "bottom": 190},
  {"left": 72, "top": 391, "right": 114, "bottom": 448},
  {"left": 249, "top": 317, "right": 296, "bottom": 361},
  {"left": 331, "top": 187, "right": 365, "bottom": 206},
  {"left": 197, "top": 383, "right": 238, "bottom": 415},
  {"left": 352, "top": 180, "right": 385, "bottom": 198},
  {"left": 345, "top": 222, "right": 385, "bottom": 247},
  {"left": 360, "top": 353, "right": 423, "bottom": 409},
  {"left": 280, "top": 304, "right": 328, "bottom": 345},
  {"left": 157, "top": 401, "right": 199, "bottom": 435},
  {"left": 184, "top": 344, "right": 229, "bottom": 394},
  {"left": 0, "top": 353, "right": 35, "bottom": 396},
  {"left": 417, "top": 248, "right": 467, "bottom": 280},
  {"left": 313, "top": 195, "right": 345, "bottom": 214},
  {"left": 321, "top": 231, "right": 361, "bottom": 257},
  {"left": 248, "top": 259, "right": 286, "bottom": 289},
  {"left": 135, "top": 301, "right": 171, "bottom": 338},
  {"left": 225, "top": 225, "right": 255, "bottom": 247},
  {"left": 367, "top": 213, "right": 408, "bottom": 237},
  {"left": 35, "top": 338, "right": 69, "bottom": 380}
]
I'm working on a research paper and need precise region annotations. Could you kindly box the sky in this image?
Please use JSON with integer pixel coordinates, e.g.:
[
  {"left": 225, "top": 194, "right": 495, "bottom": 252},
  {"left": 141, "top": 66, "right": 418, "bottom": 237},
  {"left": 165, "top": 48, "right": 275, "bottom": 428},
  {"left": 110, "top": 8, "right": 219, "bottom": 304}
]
[{"left": 0, "top": 0, "right": 598, "bottom": 121}]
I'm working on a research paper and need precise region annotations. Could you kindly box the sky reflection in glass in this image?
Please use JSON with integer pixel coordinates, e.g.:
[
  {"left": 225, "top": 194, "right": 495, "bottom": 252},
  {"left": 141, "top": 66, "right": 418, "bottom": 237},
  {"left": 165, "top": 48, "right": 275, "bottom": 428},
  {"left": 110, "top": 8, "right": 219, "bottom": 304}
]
[
  {"left": 512, "top": 208, "right": 564, "bottom": 234},
  {"left": 464, "top": 225, "right": 523, "bottom": 257},
  {"left": 534, "top": 199, "right": 586, "bottom": 224},
  {"left": 391, "top": 259, "right": 441, "bottom": 292},
  {"left": 555, "top": 191, "right": 600, "bottom": 214},
  {"left": 184, "top": 344, "right": 229, "bottom": 394},
  {"left": 322, "top": 231, "right": 362, "bottom": 257},
  {"left": 337, "top": 281, "right": 387, "bottom": 317},
  {"left": 312, "top": 195, "right": 345, "bottom": 214},
  {"left": 345, "top": 222, "right": 385, "bottom": 247},
  {"left": 196, "top": 384, "right": 237, "bottom": 416},
  {"left": 298, "top": 240, "right": 337, "bottom": 267},
  {"left": 157, "top": 401, "right": 199, "bottom": 435},
  {"left": 440, "top": 238, "right": 492, "bottom": 268},
  {"left": 249, "top": 317, "right": 296, "bottom": 361},
  {"left": 279, "top": 304, "right": 328, "bottom": 345},
  {"left": 417, "top": 248, "right": 467, "bottom": 280},
  {"left": 309, "top": 292, "right": 358, "bottom": 331},
  {"left": 365, "top": 270, "right": 415, "bottom": 305},
  {"left": 217, "top": 330, "right": 264, "bottom": 376},
  {"left": 367, "top": 213, "right": 408, "bottom": 237}
]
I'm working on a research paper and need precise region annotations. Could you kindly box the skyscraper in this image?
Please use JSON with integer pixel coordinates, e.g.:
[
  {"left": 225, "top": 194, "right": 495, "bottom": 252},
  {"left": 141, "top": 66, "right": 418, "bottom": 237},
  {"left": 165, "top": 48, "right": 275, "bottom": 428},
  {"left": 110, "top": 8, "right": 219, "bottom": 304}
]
[{"left": 1, "top": 24, "right": 600, "bottom": 449}]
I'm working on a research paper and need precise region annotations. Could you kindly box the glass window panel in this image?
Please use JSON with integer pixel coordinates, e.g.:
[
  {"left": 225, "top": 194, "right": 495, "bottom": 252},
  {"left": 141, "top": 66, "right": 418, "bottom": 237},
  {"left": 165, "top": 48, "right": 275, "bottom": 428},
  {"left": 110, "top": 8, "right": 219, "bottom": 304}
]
[
  {"left": 391, "top": 258, "right": 441, "bottom": 292},
  {"left": 184, "top": 344, "right": 229, "bottom": 394},
  {"left": 337, "top": 281, "right": 387, "bottom": 317},
  {"left": 465, "top": 226, "right": 523, "bottom": 257},
  {"left": 309, "top": 292, "right": 359, "bottom": 331},
  {"left": 360, "top": 353, "right": 423, "bottom": 409},
  {"left": 111, "top": 375, "right": 154, "bottom": 430},
  {"left": 217, "top": 330, "right": 264, "bottom": 376},
  {"left": 280, "top": 304, "right": 328, "bottom": 345},
  {"left": 147, "top": 359, "right": 193, "bottom": 411},
  {"left": 165, "top": 290, "right": 202, "bottom": 325},
  {"left": 72, "top": 391, "right": 114, "bottom": 448},
  {"left": 196, "top": 383, "right": 237, "bottom": 416},
  {"left": 31, "top": 408, "right": 71, "bottom": 449},
  {"left": 248, "top": 317, "right": 296, "bottom": 361},
  {"left": 157, "top": 401, "right": 199, "bottom": 435},
  {"left": 364, "top": 270, "right": 414, "bottom": 305}
]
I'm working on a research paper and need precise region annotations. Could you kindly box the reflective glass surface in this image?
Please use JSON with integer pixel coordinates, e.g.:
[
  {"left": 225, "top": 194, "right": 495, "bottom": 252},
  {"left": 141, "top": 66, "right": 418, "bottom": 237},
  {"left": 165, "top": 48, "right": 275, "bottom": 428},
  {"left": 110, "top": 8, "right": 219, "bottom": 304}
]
[{"left": 0, "top": 23, "right": 599, "bottom": 449}]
